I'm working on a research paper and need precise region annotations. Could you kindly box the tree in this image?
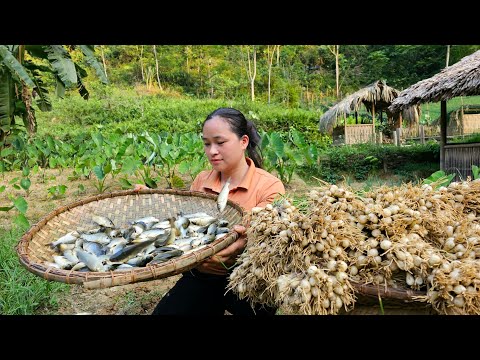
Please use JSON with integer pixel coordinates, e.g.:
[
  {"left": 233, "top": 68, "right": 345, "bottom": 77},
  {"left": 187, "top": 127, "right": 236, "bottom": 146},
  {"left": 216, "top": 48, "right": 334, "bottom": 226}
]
[
  {"left": 242, "top": 45, "right": 257, "bottom": 101},
  {"left": 0, "top": 45, "right": 108, "bottom": 145},
  {"left": 266, "top": 45, "right": 279, "bottom": 104},
  {"left": 153, "top": 45, "right": 163, "bottom": 91},
  {"left": 328, "top": 45, "right": 340, "bottom": 99}
]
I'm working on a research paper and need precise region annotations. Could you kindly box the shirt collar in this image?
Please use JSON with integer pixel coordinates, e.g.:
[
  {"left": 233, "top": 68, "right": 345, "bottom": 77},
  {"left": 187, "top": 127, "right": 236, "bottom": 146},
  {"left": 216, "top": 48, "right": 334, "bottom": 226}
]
[{"left": 203, "top": 157, "right": 256, "bottom": 192}]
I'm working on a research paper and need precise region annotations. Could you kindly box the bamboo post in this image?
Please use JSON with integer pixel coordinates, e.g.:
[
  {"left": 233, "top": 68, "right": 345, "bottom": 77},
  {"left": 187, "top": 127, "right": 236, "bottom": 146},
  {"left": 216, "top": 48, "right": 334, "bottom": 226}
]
[
  {"left": 420, "top": 125, "right": 425, "bottom": 144},
  {"left": 440, "top": 101, "right": 447, "bottom": 170},
  {"left": 372, "top": 104, "right": 376, "bottom": 144},
  {"left": 393, "top": 130, "right": 398, "bottom": 146}
]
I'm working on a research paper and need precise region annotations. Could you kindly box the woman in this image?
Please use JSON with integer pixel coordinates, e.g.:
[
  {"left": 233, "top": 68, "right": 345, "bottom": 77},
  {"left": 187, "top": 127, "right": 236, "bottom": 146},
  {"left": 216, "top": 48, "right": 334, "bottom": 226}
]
[{"left": 141, "top": 107, "right": 285, "bottom": 315}]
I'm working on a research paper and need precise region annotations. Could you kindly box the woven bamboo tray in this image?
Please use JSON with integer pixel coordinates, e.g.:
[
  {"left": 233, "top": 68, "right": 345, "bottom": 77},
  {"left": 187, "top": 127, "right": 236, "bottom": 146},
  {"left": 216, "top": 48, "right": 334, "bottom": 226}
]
[
  {"left": 345, "top": 282, "right": 435, "bottom": 315},
  {"left": 16, "top": 189, "right": 245, "bottom": 289}
]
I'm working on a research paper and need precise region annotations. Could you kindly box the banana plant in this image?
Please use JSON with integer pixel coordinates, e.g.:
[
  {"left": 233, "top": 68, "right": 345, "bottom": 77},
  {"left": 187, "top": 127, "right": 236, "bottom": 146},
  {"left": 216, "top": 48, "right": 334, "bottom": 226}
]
[{"left": 0, "top": 45, "right": 108, "bottom": 151}]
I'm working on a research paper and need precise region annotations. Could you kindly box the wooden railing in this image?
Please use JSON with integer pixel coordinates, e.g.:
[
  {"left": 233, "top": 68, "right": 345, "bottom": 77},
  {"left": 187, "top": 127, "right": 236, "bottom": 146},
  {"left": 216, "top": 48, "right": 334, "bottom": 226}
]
[{"left": 444, "top": 143, "right": 480, "bottom": 181}]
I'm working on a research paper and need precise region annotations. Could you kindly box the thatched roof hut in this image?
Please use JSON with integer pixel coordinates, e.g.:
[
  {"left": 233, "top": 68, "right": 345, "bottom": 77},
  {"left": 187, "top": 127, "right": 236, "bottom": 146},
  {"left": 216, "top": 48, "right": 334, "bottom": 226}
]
[
  {"left": 319, "top": 80, "right": 419, "bottom": 135},
  {"left": 389, "top": 50, "right": 480, "bottom": 113},
  {"left": 389, "top": 49, "right": 480, "bottom": 177}
]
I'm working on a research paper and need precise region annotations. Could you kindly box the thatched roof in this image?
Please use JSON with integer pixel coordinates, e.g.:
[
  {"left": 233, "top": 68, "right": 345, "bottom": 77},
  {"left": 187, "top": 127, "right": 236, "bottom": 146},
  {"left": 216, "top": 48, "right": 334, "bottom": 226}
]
[
  {"left": 389, "top": 50, "right": 480, "bottom": 113},
  {"left": 319, "top": 80, "right": 406, "bottom": 134}
]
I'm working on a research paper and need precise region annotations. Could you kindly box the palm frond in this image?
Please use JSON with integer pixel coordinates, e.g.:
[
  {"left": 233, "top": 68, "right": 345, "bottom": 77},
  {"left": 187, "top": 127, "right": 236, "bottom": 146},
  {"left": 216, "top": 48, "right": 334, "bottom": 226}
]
[
  {"left": 79, "top": 45, "right": 108, "bottom": 84},
  {"left": 0, "top": 45, "right": 35, "bottom": 88},
  {"left": 44, "top": 45, "right": 77, "bottom": 89}
]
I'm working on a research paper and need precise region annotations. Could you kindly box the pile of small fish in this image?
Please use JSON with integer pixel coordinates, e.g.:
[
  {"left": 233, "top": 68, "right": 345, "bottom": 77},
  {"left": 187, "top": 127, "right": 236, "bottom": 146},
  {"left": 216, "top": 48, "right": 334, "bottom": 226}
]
[{"left": 46, "top": 212, "right": 231, "bottom": 272}]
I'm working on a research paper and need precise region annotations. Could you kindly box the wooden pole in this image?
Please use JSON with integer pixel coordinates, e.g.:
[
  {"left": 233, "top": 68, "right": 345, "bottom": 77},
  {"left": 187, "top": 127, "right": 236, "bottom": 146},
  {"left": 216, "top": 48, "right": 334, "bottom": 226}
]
[
  {"left": 420, "top": 125, "right": 425, "bottom": 144},
  {"left": 440, "top": 101, "right": 447, "bottom": 170},
  {"left": 372, "top": 104, "right": 376, "bottom": 144}
]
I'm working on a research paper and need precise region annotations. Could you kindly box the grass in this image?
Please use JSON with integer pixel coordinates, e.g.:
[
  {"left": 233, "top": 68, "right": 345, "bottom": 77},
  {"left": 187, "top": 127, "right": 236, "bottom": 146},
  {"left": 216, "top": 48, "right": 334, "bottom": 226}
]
[
  {"left": 421, "top": 96, "right": 480, "bottom": 124},
  {"left": 0, "top": 226, "right": 69, "bottom": 315},
  {"left": 115, "top": 288, "right": 166, "bottom": 315}
]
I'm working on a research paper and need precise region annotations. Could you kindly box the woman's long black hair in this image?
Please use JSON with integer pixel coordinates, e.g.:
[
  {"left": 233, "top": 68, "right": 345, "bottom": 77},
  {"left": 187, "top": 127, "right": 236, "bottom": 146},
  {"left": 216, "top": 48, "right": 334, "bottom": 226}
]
[{"left": 203, "top": 107, "right": 263, "bottom": 168}]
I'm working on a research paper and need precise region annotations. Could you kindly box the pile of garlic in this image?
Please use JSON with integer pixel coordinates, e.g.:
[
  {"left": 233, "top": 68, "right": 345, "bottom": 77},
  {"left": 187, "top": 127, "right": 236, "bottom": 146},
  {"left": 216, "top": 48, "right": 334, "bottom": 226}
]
[{"left": 228, "top": 179, "right": 480, "bottom": 315}]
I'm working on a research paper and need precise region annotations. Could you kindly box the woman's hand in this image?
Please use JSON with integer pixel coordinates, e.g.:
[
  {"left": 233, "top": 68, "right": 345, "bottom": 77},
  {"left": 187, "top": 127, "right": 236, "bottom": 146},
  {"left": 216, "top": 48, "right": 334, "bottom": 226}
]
[
  {"left": 133, "top": 183, "right": 149, "bottom": 191},
  {"left": 196, "top": 224, "right": 247, "bottom": 275}
]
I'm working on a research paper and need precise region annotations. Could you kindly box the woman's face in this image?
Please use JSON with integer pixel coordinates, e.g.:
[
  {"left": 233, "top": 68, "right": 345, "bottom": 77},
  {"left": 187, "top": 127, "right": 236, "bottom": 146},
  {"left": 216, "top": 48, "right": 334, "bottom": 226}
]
[{"left": 202, "top": 116, "right": 248, "bottom": 173}]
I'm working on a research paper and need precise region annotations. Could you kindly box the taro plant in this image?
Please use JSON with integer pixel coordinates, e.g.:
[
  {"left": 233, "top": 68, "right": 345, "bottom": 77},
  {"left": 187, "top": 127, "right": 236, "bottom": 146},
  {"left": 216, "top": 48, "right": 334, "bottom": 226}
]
[
  {"left": 422, "top": 170, "right": 455, "bottom": 189},
  {"left": 47, "top": 184, "right": 67, "bottom": 199},
  {"left": 261, "top": 129, "right": 317, "bottom": 184},
  {"left": 472, "top": 165, "right": 479, "bottom": 180},
  {"left": 0, "top": 185, "right": 29, "bottom": 228}
]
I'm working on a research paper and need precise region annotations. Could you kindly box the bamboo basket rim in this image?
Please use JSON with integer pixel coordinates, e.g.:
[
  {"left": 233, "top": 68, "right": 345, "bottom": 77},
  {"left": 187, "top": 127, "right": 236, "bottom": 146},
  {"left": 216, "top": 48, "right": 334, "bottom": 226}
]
[
  {"left": 16, "top": 189, "right": 245, "bottom": 289},
  {"left": 351, "top": 281, "right": 427, "bottom": 302}
]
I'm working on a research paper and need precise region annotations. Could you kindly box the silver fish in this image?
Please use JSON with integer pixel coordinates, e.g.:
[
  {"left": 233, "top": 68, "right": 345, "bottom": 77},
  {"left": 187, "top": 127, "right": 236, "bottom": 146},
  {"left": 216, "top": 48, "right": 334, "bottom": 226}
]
[
  {"left": 206, "top": 222, "right": 218, "bottom": 235},
  {"left": 132, "top": 216, "right": 160, "bottom": 229},
  {"left": 109, "top": 237, "right": 158, "bottom": 263},
  {"left": 91, "top": 214, "right": 116, "bottom": 228},
  {"left": 183, "top": 212, "right": 210, "bottom": 219},
  {"left": 71, "top": 262, "right": 87, "bottom": 271},
  {"left": 188, "top": 216, "right": 218, "bottom": 227},
  {"left": 131, "top": 229, "right": 166, "bottom": 243},
  {"left": 217, "top": 176, "right": 231, "bottom": 213},
  {"left": 174, "top": 212, "right": 190, "bottom": 238},
  {"left": 52, "top": 255, "right": 75, "bottom": 270},
  {"left": 216, "top": 226, "right": 230, "bottom": 235},
  {"left": 80, "top": 232, "right": 112, "bottom": 245},
  {"left": 76, "top": 249, "right": 105, "bottom": 272},
  {"left": 126, "top": 254, "right": 154, "bottom": 266},
  {"left": 44, "top": 261, "right": 60, "bottom": 269},
  {"left": 50, "top": 231, "right": 80, "bottom": 248},
  {"left": 114, "top": 264, "right": 135, "bottom": 271},
  {"left": 150, "top": 249, "right": 184, "bottom": 264},
  {"left": 58, "top": 243, "right": 76, "bottom": 252},
  {"left": 165, "top": 218, "right": 177, "bottom": 246},
  {"left": 62, "top": 249, "right": 79, "bottom": 264},
  {"left": 151, "top": 220, "right": 171, "bottom": 230},
  {"left": 191, "top": 233, "right": 216, "bottom": 247},
  {"left": 82, "top": 241, "right": 105, "bottom": 256}
]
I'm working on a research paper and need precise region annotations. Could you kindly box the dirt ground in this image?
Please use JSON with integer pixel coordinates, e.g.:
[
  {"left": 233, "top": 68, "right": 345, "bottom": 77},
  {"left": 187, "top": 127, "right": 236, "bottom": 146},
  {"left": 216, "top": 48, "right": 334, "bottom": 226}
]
[{"left": 2, "top": 168, "right": 312, "bottom": 315}]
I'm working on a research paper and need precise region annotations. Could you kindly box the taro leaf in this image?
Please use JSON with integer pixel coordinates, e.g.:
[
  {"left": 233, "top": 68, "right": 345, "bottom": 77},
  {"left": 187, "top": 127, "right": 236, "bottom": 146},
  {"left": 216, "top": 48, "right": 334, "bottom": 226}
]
[
  {"left": 1, "top": 147, "right": 13, "bottom": 157},
  {"left": 13, "top": 196, "right": 28, "bottom": 214},
  {"left": 93, "top": 165, "right": 105, "bottom": 180},
  {"left": 121, "top": 157, "right": 142, "bottom": 175},
  {"left": 119, "top": 178, "right": 132, "bottom": 189},
  {"left": 22, "top": 166, "right": 30, "bottom": 176},
  {"left": 57, "top": 184, "right": 67, "bottom": 195},
  {"left": 13, "top": 213, "right": 29, "bottom": 229},
  {"left": 146, "top": 151, "right": 156, "bottom": 165},
  {"left": 472, "top": 165, "right": 479, "bottom": 180},
  {"left": 92, "top": 132, "right": 104, "bottom": 149},
  {"left": 423, "top": 170, "right": 455, "bottom": 189},
  {"left": 104, "top": 161, "right": 112, "bottom": 175},
  {"left": 270, "top": 132, "right": 285, "bottom": 159},
  {"left": 177, "top": 160, "right": 190, "bottom": 174},
  {"left": 20, "top": 178, "right": 31, "bottom": 191},
  {"left": 172, "top": 175, "right": 185, "bottom": 189},
  {"left": 49, "top": 157, "right": 57, "bottom": 168},
  {"left": 144, "top": 177, "right": 157, "bottom": 189}
]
